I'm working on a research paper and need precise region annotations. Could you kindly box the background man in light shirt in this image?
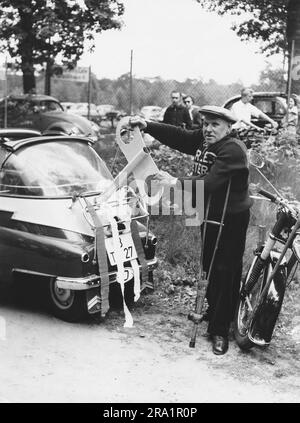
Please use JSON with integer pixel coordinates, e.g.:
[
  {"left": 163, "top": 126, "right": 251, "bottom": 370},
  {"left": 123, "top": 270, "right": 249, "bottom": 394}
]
[{"left": 231, "top": 88, "right": 278, "bottom": 130}]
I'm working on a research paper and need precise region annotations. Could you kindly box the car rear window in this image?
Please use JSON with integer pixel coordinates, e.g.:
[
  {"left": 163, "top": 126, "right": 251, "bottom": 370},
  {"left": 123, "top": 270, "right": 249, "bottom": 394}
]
[{"left": 0, "top": 140, "right": 113, "bottom": 198}]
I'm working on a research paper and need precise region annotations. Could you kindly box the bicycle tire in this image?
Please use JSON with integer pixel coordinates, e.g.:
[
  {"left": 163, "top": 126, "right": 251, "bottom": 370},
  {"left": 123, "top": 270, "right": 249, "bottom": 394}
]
[{"left": 234, "top": 256, "right": 268, "bottom": 350}]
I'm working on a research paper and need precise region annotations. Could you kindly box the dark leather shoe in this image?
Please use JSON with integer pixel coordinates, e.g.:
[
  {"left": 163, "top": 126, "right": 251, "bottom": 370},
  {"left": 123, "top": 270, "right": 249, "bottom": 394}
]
[{"left": 212, "top": 335, "right": 229, "bottom": 355}]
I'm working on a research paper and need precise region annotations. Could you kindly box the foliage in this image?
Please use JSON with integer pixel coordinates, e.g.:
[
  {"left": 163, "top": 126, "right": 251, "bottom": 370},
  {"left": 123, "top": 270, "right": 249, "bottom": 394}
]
[
  {"left": 196, "top": 0, "right": 288, "bottom": 56},
  {"left": 254, "top": 63, "right": 287, "bottom": 92},
  {"left": 1, "top": 71, "right": 246, "bottom": 113},
  {"left": 0, "top": 0, "right": 124, "bottom": 92},
  {"left": 252, "top": 131, "right": 300, "bottom": 197},
  {"left": 0, "top": 61, "right": 287, "bottom": 113},
  {"left": 95, "top": 128, "right": 300, "bottom": 356}
]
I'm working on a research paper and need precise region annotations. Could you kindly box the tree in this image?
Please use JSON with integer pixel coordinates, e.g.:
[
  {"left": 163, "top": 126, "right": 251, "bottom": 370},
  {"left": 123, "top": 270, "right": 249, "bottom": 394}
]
[
  {"left": 0, "top": 0, "right": 124, "bottom": 94},
  {"left": 255, "top": 64, "right": 287, "bottom": 92},
  {"left": 196, "top": 0, "right": 300, "bottom": 94}
]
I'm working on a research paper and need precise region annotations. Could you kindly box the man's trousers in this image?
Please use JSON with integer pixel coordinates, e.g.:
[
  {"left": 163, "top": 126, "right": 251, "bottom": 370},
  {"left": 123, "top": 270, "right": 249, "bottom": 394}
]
[{"left": 203, "top": 209, "right": 250, "bottom": 337}]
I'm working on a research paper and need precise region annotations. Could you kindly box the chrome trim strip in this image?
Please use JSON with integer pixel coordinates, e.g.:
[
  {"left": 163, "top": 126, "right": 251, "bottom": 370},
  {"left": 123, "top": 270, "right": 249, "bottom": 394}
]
[
  {"left": 55, "top": 258, "right": 158, "bottom": 290},
  {"left": 13, "top": 268, "right": 55, "bottom": 278}
]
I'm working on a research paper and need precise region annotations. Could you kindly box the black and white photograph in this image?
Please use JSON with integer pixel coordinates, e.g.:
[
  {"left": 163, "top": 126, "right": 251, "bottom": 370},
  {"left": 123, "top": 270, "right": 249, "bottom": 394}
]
[{"left": 0, "top": 0, "right": 299, "bottom": 407}]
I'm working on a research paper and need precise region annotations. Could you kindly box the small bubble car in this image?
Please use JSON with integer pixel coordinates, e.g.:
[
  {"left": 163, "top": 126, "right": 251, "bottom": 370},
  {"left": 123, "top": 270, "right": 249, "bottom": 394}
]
[{"left": 0, "top": 129, "right": 157, "bottom": 322}]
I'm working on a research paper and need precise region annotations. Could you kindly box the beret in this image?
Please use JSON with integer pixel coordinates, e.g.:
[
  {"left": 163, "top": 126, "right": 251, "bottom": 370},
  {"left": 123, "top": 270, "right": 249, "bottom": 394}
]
[{"left": 199, "top": 105, "right": 237, "bottom": 124}]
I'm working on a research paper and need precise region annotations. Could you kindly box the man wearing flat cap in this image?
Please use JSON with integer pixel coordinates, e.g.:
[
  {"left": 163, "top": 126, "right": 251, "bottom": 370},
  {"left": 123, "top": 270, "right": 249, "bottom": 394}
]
[{"left": 129, "top": 106, "right": 253, "bottom": 355}]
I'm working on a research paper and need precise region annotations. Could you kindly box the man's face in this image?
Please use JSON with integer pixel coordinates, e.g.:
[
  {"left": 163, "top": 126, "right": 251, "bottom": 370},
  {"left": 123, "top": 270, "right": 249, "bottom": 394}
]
[
  {"left": 171, "top": 93, "right": 181, "bottom": 106},
  {"left": 184, "top": 97, "right": 193, "bottom": 109},
  {"left": 242, "top": 90, "right": 253, "bottom": 103},
  {"left": 202, "top": 116, "right": 231, "bottom": 145}
]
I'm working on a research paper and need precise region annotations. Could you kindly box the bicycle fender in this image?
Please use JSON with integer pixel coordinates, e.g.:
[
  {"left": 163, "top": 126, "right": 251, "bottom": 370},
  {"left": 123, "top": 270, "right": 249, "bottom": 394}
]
[{"left": 249, "top": 254, "right": 287, "bottom": 346}]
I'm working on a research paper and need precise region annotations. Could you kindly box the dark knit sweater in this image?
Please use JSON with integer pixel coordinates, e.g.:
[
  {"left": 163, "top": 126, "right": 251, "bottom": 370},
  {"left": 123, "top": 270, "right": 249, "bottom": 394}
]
[
  {"left": 163, "top": 104, "right": 192, "bottom": 129},
  {"left": 145, "top": 122, "right": 253, "bottom": 218}
]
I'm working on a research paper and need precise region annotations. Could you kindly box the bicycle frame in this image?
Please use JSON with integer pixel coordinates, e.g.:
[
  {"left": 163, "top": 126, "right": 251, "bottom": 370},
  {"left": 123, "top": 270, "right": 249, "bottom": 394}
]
[
  {"left": 235, "top": 150, "right": 300, "bottom": 349},
  {"left": 246, "top": 211, "right": 300, "bottom": 345}
]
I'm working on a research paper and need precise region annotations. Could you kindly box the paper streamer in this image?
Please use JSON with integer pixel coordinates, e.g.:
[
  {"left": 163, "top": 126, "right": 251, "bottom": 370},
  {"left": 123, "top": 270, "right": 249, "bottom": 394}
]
[
  {"left": 105, "top": 205, "right": 134, "bottom": 328},
  {"left": 130, "top": 258, "right": 141, "bottom": 302}
]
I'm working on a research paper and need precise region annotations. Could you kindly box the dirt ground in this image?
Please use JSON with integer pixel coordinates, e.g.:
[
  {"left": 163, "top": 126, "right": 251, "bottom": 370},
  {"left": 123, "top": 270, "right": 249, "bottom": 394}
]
[
  {"left": 0, "top": 135, "right": 300, "bottom": 404},
  {"left": 0, "top": 277, "right": 299, "bottom": 404}
]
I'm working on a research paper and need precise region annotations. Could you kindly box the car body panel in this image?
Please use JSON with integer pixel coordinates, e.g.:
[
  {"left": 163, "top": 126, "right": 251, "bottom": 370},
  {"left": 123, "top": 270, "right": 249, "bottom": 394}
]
[
  {"left": 0, "top": 128, "right": 41, "bottom": 140},
  {"left": 0, "top": 135, "right": 157, "bottom": 304},
  {"left": 0, "top": 95, "right": 100, "bottom": 140}
]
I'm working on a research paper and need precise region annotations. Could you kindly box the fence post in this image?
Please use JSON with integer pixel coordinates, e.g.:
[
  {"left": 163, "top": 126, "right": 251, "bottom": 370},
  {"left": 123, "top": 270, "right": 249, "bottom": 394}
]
[
  {"left": 129, "top": 49, "right": 133, "bottom": 115},
  {"left": 287, "top": 39, "right": 295, "bottom": 123},
  {"left": 4, "top": 57, "right": 8, "bottom": 128}
]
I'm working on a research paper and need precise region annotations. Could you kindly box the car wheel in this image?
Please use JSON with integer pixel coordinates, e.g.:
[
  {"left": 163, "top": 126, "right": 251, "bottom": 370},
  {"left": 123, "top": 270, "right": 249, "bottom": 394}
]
[{"left": 48, "top": 278, "right": 88, "bottom": 322}]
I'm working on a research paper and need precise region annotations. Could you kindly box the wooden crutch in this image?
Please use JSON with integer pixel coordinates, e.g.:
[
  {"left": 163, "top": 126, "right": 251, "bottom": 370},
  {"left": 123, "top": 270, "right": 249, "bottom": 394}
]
[{"left": 188, "top": 179, "right": 232, "bottom": 348}]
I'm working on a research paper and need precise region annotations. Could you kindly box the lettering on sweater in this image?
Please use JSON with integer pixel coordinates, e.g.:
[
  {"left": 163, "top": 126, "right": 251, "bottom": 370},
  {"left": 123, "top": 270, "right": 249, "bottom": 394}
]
[{"left": 193, "top": 148, "right": 216, "bottom": 176}]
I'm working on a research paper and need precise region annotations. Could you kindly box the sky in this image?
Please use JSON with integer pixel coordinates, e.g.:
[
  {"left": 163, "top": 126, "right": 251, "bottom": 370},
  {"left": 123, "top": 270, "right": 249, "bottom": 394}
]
[
  {"left": 0, "top": 0, "right": 284, "bottom": 85},
  {"left": 78, "top": 0, "right": 284, "bottom": 85}
]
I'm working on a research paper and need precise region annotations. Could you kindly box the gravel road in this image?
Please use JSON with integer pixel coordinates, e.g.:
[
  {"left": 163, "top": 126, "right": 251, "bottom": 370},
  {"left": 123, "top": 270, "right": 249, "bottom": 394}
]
[{"left": 0, "top": 285, "right": 299, "bottom": 404}]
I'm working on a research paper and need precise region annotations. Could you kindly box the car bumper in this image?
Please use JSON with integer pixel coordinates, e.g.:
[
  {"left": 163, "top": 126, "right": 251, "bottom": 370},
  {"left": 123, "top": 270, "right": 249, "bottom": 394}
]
[{"left": 55, "top": 258, "right": 158, "bottom": 291}]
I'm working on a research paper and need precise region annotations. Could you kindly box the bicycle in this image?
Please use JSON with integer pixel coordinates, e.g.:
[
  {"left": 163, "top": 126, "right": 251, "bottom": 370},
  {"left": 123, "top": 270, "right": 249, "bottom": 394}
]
[
  {"left": 235, "top": 125, "right": 277, "bottom": 150},
  {"left": 234, "top": 150, "right": 300, "bottom": 350}
]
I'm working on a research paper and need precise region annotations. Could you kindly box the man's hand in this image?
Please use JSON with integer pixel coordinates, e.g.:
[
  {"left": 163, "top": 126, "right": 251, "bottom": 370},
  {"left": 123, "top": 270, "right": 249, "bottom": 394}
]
[
  {"left": 151, "top": 170, "right": 178, "bottom": 187},
  {"left": 271, "top": 120, "right": 278, "bottom": 129},
  {"left": 119, "top": 115, "right": 148, "bottom": 144},
  {"left": 129, "top": 115, "right": 147, "bottom": 130}
]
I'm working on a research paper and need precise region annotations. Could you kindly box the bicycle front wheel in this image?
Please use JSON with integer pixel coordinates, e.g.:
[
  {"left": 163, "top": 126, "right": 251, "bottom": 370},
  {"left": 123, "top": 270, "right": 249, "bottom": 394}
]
[{"left": 234, "top": 256, "right": 268, "bottom": 350}]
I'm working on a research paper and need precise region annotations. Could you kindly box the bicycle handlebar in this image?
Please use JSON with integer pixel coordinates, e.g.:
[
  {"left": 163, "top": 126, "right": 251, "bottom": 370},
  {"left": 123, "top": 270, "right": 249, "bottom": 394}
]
[
  {"left": 258, "top": 188, "right": 299, "bottom": 217},
  {"left": 258, "top": 188, "right": 277, "bottom": 202}
]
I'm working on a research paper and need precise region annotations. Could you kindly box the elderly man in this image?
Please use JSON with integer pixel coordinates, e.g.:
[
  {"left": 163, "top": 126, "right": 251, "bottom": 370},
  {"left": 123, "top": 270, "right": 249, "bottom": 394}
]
[
  {"left": 231, "top": 88, "right": 278, "bottom": 130},
  {"left": 129, "top": 106, "right": 253, "bottom": 355}
]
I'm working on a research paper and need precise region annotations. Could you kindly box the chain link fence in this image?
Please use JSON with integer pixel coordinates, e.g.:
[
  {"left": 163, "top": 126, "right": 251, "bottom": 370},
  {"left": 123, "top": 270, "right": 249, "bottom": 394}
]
[{"left": 0, "top": 67, "right": 288, "bottom": 131}]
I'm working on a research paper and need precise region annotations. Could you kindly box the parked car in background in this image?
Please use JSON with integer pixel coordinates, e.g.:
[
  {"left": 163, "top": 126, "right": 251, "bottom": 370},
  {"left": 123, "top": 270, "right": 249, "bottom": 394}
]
[
  {"left": 97, "top": 104, "right": 126, "bottom": 123},
  {"left": 97, "top": 104, "right": 116, "bottom": 118},
  {"left": 140, "top": 106, "right": 163, "bottom": 121},
  {"left": 223, "top": 92, "right": 288, "bottom": 128},
  {"left": 71, "top": 102, "right": 101, "bottom": 124},
  {"left": 0, "top": 131, "right": 158, "bottom": 322},
  {"left": 158, "top": 107, "right": 167, "bottom": 122},
  {"left": 0, "top": 95, "right": 101, "bottom": 141},
  {"left": 61, "top": 102, "right": 76, "bottom": 111}
]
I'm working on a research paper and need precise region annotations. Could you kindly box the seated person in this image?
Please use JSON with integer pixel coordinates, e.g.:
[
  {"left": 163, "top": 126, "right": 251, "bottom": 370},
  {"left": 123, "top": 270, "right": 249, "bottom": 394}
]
[{"left": 231, "top": 88, "right": 278, "bottom": 131}]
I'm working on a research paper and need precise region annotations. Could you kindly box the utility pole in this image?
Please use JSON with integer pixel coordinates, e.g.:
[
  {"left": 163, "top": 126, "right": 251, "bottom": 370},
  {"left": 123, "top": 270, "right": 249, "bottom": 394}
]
[
  {"left": 87, "top": 65, "right": 91, "bottom": 120},
  {"left": 129, "top": 49, "right": 133, "bottom": 115}
]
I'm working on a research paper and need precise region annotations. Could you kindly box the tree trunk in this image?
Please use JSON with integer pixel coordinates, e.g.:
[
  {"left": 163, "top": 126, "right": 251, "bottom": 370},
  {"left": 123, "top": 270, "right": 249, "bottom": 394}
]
[
  {"left": 44, "top": 59, "right": 52, "bottom": 96},
  {"left": 19, "top": 6, "right": 36, "bottom": 94},
  {"left": 21, "top": 58, "right": 36, "bottom": 94},
  {"left": 287, "top": 0, "right": 300, "bottom": 96}
]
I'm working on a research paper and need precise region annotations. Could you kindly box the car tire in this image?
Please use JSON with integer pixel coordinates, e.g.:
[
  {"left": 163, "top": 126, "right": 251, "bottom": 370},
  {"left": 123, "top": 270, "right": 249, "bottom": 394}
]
[{"left": 47, "top": 278, "right": 88, "bottom": 322}]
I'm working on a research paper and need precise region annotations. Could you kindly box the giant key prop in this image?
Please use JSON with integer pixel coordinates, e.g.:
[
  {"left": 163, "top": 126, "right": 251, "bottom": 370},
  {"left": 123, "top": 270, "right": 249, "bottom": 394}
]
[{"left": 101, "top": 116, "right": 163, "bottom": 204}]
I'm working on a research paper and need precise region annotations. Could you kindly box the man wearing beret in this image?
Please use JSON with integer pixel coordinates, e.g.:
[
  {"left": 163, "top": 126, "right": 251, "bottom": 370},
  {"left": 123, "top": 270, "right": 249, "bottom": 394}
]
[{"left": 129, "top": 106, "right": 253, "bottom": 355}]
